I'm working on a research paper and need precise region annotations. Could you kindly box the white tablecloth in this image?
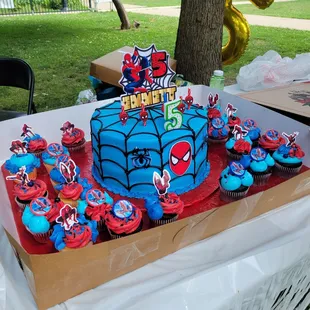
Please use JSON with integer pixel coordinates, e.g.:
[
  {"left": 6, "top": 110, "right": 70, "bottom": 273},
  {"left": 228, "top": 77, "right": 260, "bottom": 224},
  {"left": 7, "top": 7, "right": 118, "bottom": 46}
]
[{"left": 1, "top": 195, "right": 310, "bottom": 310}]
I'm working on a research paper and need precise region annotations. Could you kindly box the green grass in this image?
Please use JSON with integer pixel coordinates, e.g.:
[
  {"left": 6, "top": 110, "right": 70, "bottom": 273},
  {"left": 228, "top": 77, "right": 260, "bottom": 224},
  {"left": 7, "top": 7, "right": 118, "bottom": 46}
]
[
  {"left": 122, "top": 0, "right": 180, "bottom": 7},
  {"left": 236, "top": 0, "right": 310, "bottom": 19},
  {"left": 0, "top": 12, "right": 309, "bottom": 112}
]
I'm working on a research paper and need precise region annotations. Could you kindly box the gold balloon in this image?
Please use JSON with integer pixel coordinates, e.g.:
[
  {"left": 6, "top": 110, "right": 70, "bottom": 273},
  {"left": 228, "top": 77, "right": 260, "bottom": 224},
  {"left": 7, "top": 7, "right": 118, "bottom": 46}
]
[{"left": 222, "top": 0, "right": 274, "bottom": 65}]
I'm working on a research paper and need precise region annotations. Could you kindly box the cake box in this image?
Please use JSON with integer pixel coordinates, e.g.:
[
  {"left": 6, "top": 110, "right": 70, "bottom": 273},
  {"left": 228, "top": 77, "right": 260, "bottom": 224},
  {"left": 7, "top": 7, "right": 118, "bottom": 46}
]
[{"left": 0, "top": 86, "right": 309, "bottom": 310}]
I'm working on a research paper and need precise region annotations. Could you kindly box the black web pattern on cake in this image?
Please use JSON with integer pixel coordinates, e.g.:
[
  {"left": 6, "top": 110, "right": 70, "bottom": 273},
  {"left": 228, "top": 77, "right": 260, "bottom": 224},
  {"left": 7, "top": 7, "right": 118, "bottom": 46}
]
[{"left": 91, "top": 101, "right": 209, "bottom": 192}]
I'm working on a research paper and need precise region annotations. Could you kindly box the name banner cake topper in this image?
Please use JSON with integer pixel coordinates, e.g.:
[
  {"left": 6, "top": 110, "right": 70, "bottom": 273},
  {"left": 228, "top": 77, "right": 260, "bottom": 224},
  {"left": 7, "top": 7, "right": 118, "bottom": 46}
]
[{"left": 119, "top": 44, "right": 176, "bottom": 111}]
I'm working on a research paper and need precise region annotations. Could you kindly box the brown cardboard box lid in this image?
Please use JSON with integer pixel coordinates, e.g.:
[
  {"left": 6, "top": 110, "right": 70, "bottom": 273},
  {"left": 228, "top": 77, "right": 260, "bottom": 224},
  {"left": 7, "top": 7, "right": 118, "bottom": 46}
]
[
  {"left": 240, "top": 82, "right": 310, "bottom": 119},
  {"left": 90, "top": 46, "right": 177, "bottom": 87}
]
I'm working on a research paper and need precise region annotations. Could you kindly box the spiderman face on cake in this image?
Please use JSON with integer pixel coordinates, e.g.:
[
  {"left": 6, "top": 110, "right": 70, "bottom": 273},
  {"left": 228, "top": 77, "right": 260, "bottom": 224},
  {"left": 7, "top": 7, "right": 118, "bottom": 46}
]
[{"left": 169, "top": 141, "right": 192, "bottom": 176}]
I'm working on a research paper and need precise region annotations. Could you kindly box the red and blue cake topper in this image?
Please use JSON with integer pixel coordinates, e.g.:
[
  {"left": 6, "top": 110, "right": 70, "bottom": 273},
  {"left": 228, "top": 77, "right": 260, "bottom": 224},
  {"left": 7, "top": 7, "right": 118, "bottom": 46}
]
[
  {"left": 139, "top": 103, "right": 148, "bottom": 126},
  {"left": 119, "top": 104, "right": 129, "bottom": 126},
  {"left": 112, "top": 200, "right": 133, "bottom": 219},
  {"left": 21, "top": 124, "right": 35, "bottom": 138},
  {"left": 56, "top": 204, "right": 78, "bottom": 230},
  {"left": 169, "top": 141, "right": 192, "bottom": 176},
  {"left": 59, "top": 158, "right": 77, "bottom": 184},
  {"left": 9, "top": 140, "right": 27, "bottom": 155},
  {"left": 250, "top": 147, "right": 267, "bottom": 162},
  {"left": 265, "top": 129, "right": 281, "bottom": 141},
  {"left": 86, "top": 189, "right": 106, "bottom": 207},
  {"left": 47, "top": 143, "right": 65, "bottom": 157},
  {"left": 225, "top": 103, "right": 237, "bottom": 118},
  {"left": 242, "top": 119, "right": 258, "bottom": 131},
  {"left": 282, "top": 131, "right": 299, "bottom": 147},
  {"left": 6, "top": 166, "right": 30, "bottom": 185},
  {"left": 208, "top": 93, "right": 219, "bottom": 108},
  {"left": 30, "top": 197, "right": 52, "bottom": 216},
  {"left": 119, "top": 44, "right": 176, "bottom": 111},
  {"left": 229, "top": 161, "right": 245, "bottom": 177},
  {"left": 233, "top": 125, "right": 248, "bottom": 140},
  {"left": 153, "top": 169, "right": 171, "bottom": 195},
  {"left": 211, "top": 117, "right": 225, "bottom": 129}
]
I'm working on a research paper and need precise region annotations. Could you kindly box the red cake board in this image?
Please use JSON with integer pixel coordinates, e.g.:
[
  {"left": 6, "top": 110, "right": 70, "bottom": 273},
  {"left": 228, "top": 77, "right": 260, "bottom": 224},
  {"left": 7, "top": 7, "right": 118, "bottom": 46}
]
[{"left": 2, "top": 142, "right": 309, "bottom": 255}]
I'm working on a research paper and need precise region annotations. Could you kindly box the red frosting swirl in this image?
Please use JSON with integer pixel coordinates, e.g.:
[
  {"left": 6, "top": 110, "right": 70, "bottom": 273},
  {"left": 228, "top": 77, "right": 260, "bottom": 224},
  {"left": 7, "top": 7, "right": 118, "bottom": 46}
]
[
  {"left": 208, "top": 109, "right": 221, "bottom": 120},
  {"left": 160, "top": 193, "right": 184, "bottom": 215},
  {"left": 86, "top": 203, "right": 108, "bottom": 221},
  {"left": 46, "top": 199, "right": 64, "bottom": 223},
  {"left": 234, "top": 139, "right": 251, "bottom": 154},
  {"left": 27, "top": 138, "right": 47, "bottom": 153},
  {"left": 60, "top": 183, "right": 83, "bottom": 200},
  {"left": 13, "top": 179, "right": 47, "bottom": 201},
  {"left": 104, "top": 204, "right": 142, "bottom": 235},
  {"left": 259, "top": 134, "right": 286, "bottom": 151},
  {"left": 62, "top": 128, "right": 85, "bottom": 146},
  {"left": 228, "top": 117, "right": 241, "bottom": 128},
  {"left": 64, "top": 224, "right": 92, "bottom": 249},
  {"left": 289, "top": 144, "right": 305, "bottom": 159}
]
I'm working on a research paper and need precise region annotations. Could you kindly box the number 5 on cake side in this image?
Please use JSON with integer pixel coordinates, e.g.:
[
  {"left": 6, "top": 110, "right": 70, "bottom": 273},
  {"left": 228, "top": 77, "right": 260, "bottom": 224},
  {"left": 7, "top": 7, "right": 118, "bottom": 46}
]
[{"left": 164, "top": 99, "right": 183, "bottom": 131}]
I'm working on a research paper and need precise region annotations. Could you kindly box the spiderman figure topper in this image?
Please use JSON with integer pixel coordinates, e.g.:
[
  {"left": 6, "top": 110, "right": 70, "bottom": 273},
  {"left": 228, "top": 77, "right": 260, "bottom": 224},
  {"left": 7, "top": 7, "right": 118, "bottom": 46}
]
[
  {"left": 59, "top": 158, "right": 77, "bottom": 183},
  {"left": 233, "top": 125, "right": 248, "bottom": 140},
  {"left": 6, "top": 166, "right": 31, "bottom": 185},
  {"left": 10, "top": 140, "right": 27, "bottom": 155},
  {"left": 140, "top": 103, "right": 148, "bottom": 126},
  {"left": 282, "top": 131, "right": 299, "bottom": 147},
  {"left": 184, "top": 88, "right": 193, "bottom": 110},
  {"left": 56, "top": 204, "right": 78, "bottom": 230},
  {"left": 208, "top": 93, "right": 219, "bottom": 108},
  {"left": 21, "top": 124, "right": 35, "bottom": 138},
  {"left": 60, "top": 121, "right": 75, "bottom": 135},
  {"left": 153, "top": 170, "right": 171, "bottom": 195},
  {"left": 177, "top": 97, "right": 186, "bottom": 114},
  {"left": 225, "top": 103, "right": 238, "bottom": 118},
  {"left": 119, "top": 105, "right": 129, "bottom": 126}
]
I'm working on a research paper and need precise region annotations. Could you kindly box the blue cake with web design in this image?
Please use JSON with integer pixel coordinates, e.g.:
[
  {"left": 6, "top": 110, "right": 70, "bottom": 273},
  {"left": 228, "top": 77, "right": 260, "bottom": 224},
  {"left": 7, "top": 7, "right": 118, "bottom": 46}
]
[{"left": 91, "top": 101, "right": 210, "bottom": 198}]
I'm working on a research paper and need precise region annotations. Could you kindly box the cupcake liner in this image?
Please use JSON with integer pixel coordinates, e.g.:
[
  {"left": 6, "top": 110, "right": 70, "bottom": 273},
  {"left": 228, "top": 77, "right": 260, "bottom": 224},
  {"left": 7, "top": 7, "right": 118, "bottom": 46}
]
[
  {"left": 226, "top": 149, "right": 242, "bottom": 161},
  {"left": 65, "top": 139, "right": 86, "bottom": 153},
  {"left": 32, "top": 229, "right": 53, "bottom": 244},
  {"left": 152, "top": 214, "right": 179, "bottom": 227},
  {"left": 219, "top": 185, "right": 249, "bottom": 202},
  {"left": 208, "top": 137, "right": 228, "bottom": 144},
  {"left": 97, "top": 219, "right": 106, "bottom": 232},
  {"left": 274, "top": 161, "right": 302, "bottom": 178},
  {"left": 252, "top": 173, "right": 272, "bottom": 186}
]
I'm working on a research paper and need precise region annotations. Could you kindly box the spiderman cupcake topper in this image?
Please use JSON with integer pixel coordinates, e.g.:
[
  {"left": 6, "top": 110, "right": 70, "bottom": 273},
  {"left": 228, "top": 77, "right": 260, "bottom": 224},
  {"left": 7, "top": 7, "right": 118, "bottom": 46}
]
[
  {"left": 225, "top": 103, "right": 237, "bottom": 118},
  {"left": 112, "top": 200, "right": 133, "bottom": 219},
  {"left": 232, "top": 125, "right": 248, "bottom": 141},
  {"left": 30, "top": 197, "right": 52, "bottom": 216},
  {"left": 229, "top": 161, "right": 245, "bottom": 177},
  {"left": 208, "top": 93, "right": 219, "bottom": 109},
  {"left": 282, "top": 131, "right": 299, "bottom": 147},
  {"left": 250, "top": 147, "right": 267, "bottom": 162},
  {"left": 153, "top": 169, "right": 171, "bottom": 195},
  {"left": 140, "top": 103, "right": 148, "bottom": 126},
  {"left": 242, "top": 119, "right": 257, "bottom": 131},
  {"left": 59, "top": 158, "right": 77, "bottom": 184},
  {"left": 265, "top": 129, "right": 280, "bottom": 141},
  {"left": 6, "top": 166, "right": 31, "bottom": 185},
  {"left": 9, "top": 140, "right": 27, "bottom": 155},
  {"left": 60, "top": 121, "right": 75, "bottom": 135},
  {"left": 47, "top": 143, "right": 65, "bottom": 157},
  {"left": 86, "top": 189, "right": 107, "bottom": 207},
  {"left": 21, "top": 124, "right": 35, "bottom": 139},
  {"left": 184, "top": 88, "right": 193, "bottom": 110},
  {"left": 119, "top": 104, "right": 129, "bottom": 126},
  {"left": 211, "top": 117, "right": 225, "bottom": 129},
  {"left": 56, "top": 204, "right": 78, "bottom": 230}
]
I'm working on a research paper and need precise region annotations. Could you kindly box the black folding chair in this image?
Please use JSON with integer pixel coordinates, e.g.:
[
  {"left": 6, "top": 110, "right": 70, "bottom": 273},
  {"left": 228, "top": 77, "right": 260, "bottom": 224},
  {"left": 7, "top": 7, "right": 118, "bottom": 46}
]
[{"left": 0, "top": 58, "right": 37, "bottom": 121}]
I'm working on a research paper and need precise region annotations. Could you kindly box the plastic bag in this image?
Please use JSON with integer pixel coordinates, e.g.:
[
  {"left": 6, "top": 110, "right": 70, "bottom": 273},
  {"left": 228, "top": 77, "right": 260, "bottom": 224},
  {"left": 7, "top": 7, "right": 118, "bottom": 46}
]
[
  {"left": 237, "top": 50, "right": 310, "bottom": 91},
  {"left": 75, "top": 89, "right": 97, "bottom": 105}
]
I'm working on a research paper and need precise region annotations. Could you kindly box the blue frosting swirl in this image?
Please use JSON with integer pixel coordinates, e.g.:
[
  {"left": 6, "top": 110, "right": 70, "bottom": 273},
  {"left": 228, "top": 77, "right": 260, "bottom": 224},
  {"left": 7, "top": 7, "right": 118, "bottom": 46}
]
[
  {"left": 24, "top": 133, "right": 43, "bottom": 143},
  {"left": 77, "top": 199, "right": 88, "bottom": 214},
  {"left": 210, "top": 126, "right": 229, "bottom": 139},
  {"left": 246, "top": 127, "right": 261, "bottom": 141},
  {"left": 220, "top": 165, "right": 254, "bottom": 191},
  {"left": 50, "top": 166, "right": 81, "bottom": 184},
  {"left": 22, "top": 206, "right": 50, "bottom": 234},
  {"left": 144, "top": 197, "right": 163, "bottom": 220},
  {"left": 42, "top": 146, "right": 70, "bottom": 165},
  {"left": 5, "top": 153, "right": 40, "bottom": 174},
  {"left": 272, "top": 145, "right": 303, "bottom": 164},
  {"left": 240, "top": 153, "right": 275, "bottom": 173}
]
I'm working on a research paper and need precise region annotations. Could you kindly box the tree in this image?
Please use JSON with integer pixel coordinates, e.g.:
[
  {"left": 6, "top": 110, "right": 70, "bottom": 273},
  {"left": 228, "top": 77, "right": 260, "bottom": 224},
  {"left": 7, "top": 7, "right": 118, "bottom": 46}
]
[
  {"left": 175, "top": 0, "right": 225, "bottom": 85},
  {"left": 112, "top": 0, "right": 131, "bottom": 30}
]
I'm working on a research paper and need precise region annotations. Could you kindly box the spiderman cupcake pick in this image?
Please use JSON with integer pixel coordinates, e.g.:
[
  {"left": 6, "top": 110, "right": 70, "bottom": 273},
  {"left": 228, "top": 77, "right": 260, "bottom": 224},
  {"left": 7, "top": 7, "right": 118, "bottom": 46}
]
[
  {"left": 140, "top": 103, "right": 148, "bottom": 126},
  {"left": 177, "top": 96, "right": 186, "bottom": 114},
  {"left": 119, "top": 104, "right": 129, "bottom": 126},
  {"left": 184, "top": 88, "right": 193, "bottom": 110}
]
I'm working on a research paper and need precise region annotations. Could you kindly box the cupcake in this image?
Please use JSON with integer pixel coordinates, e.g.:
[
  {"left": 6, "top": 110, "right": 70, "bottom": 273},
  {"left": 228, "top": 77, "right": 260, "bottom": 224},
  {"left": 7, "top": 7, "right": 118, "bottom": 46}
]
[
  {"left": 222, "top": 103, "right": 241, "bottom": 133},
  {"left": 42, "top": 143, "right": 70, "bottom": 173},
  {"left": 220, "top": 161, "right": 254, "bottom": 202},
  {"left": 104, "top": 200, "right": 143, "bottom": 239},
  {"left": 241, "top": 119, "right": 261, "bottom": 146},
  {"left": 22, "top": 197, "right": 62, "bottom": 243},
  {"left": 208, "top": 117, "right": 230, "bottom": 144},
  {"left": 207, "top": 93, "right": 221, "bottom": 120},
  {"left": 240, "top": 147, "right": 275, "bottom": 186},
  {"left": 5, "top": 140, "right": 40, "bottom": 182},
  {"left": 60, "top": 121, "right": 86, "bottom": 152},
  {"left": 226, "top": 125, "right": 252, "bottom": 161},
  {"left": 21, "top": 124, "right": 47, "bottom": 157},
  {"left": 272, "top": 132, "right": 305, "bottom": 177},
  {"left": 258, "top": 129, "right": 286, "bottom": 155},
  {"left": 77, "top": 189, "right": 113, "bottom": 231},
  {"left": 50, "top": 212, "right": 98, "bottom": 251},
  {"left": 50, "top": 163, "right": 81, "bottom": 190},
  {"left": 147, "top": 193, "right": 184, "bottom": 226}
]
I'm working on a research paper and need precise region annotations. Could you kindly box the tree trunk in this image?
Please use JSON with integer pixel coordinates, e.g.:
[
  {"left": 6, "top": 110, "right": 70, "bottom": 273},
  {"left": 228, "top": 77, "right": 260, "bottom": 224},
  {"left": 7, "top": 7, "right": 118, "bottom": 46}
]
[
  {"left": 112, "top": 0, "right": 131, "bottom": 30},
  {"left": 175, "top": 0, "right": 225, "bottom": 85}
]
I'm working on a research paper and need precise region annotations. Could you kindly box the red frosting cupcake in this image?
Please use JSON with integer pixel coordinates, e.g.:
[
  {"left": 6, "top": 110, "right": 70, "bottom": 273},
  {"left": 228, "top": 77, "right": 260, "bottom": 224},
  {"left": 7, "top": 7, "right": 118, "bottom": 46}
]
[
  {"left": 58, "top": 182, "right": 83, "bottom": 208},
  {"left": 208, "top": 108, "right": 221, "bottom": 120},
  {"left": 14, "top": 179, "right": 48, "bottom": 210},
  {"left": 259, "top": 129, "right": 286, "bottom": 154},
  {"left": 63, "top": 224, "right": 93, "bottom": 249},
  {"left": 46, "top": 198, "right": 64, "bottom": 224},
  {"left": 21, "top": 124, "right": 47, "bottom": 157},
  {"left": 105, "top": 200, "right": 143, "bottom": 239},
  {"left": 60, "top": 121, "right": 86, "bottom": 152}
]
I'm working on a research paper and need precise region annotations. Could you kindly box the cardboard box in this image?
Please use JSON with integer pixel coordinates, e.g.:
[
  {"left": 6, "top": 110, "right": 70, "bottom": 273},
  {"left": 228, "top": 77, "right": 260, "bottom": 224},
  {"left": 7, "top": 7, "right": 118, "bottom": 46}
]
[
  {"left": 1, "top": 86, "right": 309, "bottom": 310},
  {"left": 90, "top": 46, "right": 177, "bottom": 87},
  {"left": 240, "top": 82, "right": 310, "bottom": 125}
]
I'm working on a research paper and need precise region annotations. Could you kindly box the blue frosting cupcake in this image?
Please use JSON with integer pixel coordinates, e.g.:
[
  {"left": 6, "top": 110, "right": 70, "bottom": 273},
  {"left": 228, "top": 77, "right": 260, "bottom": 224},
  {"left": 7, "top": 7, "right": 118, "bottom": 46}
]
[
  {"left": 42, "top": 143, "right": 70, "bottom": 172},
  {"left": 220, "top": 161, "right": 254, "bottom": 202},
  {"left": 50, "top": 165, "right": 81, "bottom": 188},
  {"left": 241, "top": 119, "right": 261, "bottom": 146},
  {"left": 208, "top": 117, "right": 230, "bottom": 144},
  {"left": 240, "top": 147, "right": 275, "bottom": 185}
]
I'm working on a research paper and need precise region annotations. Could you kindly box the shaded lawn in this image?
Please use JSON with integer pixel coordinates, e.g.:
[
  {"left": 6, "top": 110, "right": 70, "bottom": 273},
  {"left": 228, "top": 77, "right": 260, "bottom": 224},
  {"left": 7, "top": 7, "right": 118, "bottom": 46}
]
[
  {"left": 0, "top": 12, "right": 309, "bottom": 112},
  {"left": 236, "top": 0, "right": 310, "bottom": 19}
]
